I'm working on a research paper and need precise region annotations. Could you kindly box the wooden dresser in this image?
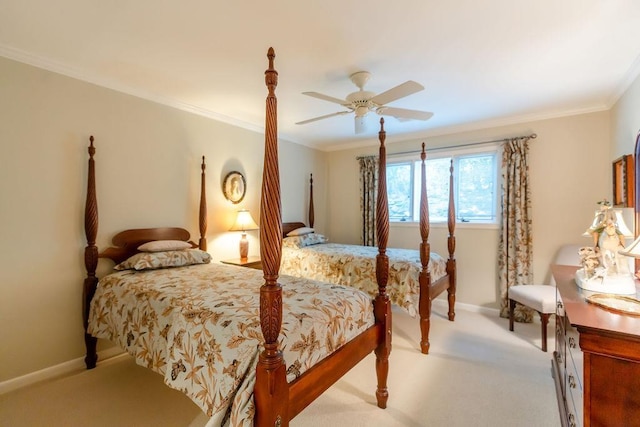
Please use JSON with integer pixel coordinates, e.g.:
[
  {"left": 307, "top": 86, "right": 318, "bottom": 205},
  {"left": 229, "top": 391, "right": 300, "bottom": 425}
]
[{"left": 552, "top": 264, "right": 640, "bottom": 427}]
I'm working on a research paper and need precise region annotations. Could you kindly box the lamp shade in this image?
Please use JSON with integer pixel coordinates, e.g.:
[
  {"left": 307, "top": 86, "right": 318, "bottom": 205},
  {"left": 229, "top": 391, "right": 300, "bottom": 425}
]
[
  {"left": 614, "top": 208, "right": 634, "bottom": 237},
  {"left": 583, "top": 205, "right": 634, "bottom": 239},
  {"left": 620, "top": 234, "right": 640, "bottom": 258},
  {"left": 229, "top": 209, "right": 259, "bottom": 232}
]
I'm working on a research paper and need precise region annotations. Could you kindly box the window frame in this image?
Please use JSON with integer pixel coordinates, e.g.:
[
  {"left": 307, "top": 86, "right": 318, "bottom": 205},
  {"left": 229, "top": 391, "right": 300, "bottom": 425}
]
[{"left": 386, "top": 143, "right": 501, "bottom": 226}]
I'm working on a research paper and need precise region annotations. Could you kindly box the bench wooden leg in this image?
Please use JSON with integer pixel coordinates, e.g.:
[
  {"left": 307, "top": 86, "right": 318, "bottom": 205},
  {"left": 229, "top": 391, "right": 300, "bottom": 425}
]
[
  {"left": 540, "top": 312, "right": 551, "bottom": 352},
  {"left": 509, "top": 299, "right": 516, "bottom": 331}
]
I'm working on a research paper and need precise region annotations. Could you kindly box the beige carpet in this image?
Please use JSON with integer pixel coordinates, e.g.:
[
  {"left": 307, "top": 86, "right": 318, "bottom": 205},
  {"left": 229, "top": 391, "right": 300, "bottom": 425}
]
[{"left": 0, "top": 305, "right": 560, "bottom": 427}]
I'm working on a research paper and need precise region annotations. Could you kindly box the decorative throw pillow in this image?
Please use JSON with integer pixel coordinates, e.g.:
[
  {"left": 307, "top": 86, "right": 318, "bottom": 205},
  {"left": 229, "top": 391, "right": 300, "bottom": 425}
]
[
  {"left": 114, "top": 249, "right": 211, "bottom": 271},
  {"left": 137, "top": 240, "right": 193, "bottom": 252},
  {"left": 286, "top": 227, "right": 315, "bottom": 237},
  {"left": 283, "top": 233, "right": 328, "bottom": 249}
]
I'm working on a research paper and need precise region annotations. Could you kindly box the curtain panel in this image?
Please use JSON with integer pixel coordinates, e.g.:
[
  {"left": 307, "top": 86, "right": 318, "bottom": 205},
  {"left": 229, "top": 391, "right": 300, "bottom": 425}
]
[
  {"left": 498, "top": 137, "right": 534, "bottom": 321},
  {"left": 359, "top": 156, "right": 378, "bottom": 246}
]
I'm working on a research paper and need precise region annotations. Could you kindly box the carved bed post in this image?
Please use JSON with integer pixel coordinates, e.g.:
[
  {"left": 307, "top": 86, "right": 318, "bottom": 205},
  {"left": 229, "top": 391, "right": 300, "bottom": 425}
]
[
  {"left": 447, "top": 159, "right": 457, "bottom": 321},
  {"left": 418, "top": 143, "right": 432, "bottom": 354},
  {"left": 199, "top": 156, "right": 208, "bottom": 251},
  {"left": 374, "top": 118, "right": 391, "bottom": 409},
  {"left": 254, "top": 47, "right": 289, "bottom": 427},
  {"left": 309, "top": 173, "right": 314, "bottom": 228},
  {"left": 83, "top": 136, "right": 99, "bottom": 369}
]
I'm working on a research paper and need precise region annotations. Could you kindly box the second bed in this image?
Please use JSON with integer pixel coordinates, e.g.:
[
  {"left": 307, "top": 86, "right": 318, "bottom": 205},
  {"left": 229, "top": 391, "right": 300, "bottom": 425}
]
[{"left": 281, "top": 143, "right": 457, "bottom": 354}]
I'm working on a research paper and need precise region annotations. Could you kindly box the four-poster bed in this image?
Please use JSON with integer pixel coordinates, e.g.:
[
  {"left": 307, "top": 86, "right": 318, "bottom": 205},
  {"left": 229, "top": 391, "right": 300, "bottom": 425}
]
[
  {"left": 281, "top": 144, "right": 457, "bottom": 354},
  {"left": 82, "top": 48, "right": 391, "bottom": 426}
]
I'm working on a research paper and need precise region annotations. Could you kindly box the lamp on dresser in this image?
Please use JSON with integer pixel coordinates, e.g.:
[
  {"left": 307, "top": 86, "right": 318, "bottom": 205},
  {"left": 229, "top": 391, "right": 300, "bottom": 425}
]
[
  {"left": 577, "top": 201, "right": 636, "bottom": 295},
  {"left": 229, "top": 209, "right": 259, "bottom": 260}
]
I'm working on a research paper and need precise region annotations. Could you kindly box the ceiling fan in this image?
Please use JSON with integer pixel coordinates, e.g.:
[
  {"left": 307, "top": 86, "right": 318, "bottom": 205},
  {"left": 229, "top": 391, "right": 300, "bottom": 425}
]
[{"left": 296, "top": 71, "right": 433, "bottom": 134}]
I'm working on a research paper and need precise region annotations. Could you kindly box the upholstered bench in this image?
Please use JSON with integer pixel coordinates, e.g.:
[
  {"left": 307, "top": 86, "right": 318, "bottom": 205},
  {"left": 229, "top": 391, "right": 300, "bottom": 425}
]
[
  {"left": 508, "top": 285, "right": 559, "bottom": 351},
  {"left": 508, "top": 244, "right": 582, "bottom": 351}
]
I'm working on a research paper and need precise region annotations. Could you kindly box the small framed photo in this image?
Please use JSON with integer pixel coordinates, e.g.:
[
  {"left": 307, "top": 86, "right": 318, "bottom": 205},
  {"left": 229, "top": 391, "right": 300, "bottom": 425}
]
[
  {"left": 223, "top": 171, "right": 246, "bottom": 204},
  {"left": 612, "top": 154, "right": 634, "bottom": 207}
]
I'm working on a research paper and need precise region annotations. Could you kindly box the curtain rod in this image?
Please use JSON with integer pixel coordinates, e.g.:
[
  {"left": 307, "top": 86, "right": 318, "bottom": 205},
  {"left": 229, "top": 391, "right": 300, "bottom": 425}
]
[{"left": 378, "top": 133, "right": 537, "bottom": 158}]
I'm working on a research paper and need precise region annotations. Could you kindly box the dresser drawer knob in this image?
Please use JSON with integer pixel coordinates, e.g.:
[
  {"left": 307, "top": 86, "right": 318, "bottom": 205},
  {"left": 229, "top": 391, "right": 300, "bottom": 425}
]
[
  {"left": 569, "top": 413, "right": 576, "bottom": 427},
  {"left": 568, "top": 374, "right": 576, "bottom": 388},
  {"left": 569, "top": 337, "right": 577, "bottom": 348}
]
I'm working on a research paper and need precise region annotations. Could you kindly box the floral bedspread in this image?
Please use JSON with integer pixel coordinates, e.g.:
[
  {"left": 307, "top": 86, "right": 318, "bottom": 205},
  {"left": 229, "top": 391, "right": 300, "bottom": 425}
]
[
  {"left": 280, "top": 243, "right": 447, "bottom": 317},
  {"left": 88, "top": 263, "right": 375, "bottom": 426}
]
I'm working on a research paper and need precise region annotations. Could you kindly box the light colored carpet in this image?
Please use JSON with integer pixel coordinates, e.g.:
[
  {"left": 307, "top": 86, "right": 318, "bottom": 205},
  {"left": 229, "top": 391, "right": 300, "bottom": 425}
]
[{"left": 0, "top": 305, "right": 560, "bottom": 426}]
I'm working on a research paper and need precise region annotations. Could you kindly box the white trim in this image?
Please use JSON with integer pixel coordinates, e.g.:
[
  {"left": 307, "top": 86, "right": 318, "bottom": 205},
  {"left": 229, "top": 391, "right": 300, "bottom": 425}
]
[
  {"left": 390, "top": 221, "right": 499, "bottom": 230},
  {"left": 0, "top": 347, "right": 126, "bottom": 395}
]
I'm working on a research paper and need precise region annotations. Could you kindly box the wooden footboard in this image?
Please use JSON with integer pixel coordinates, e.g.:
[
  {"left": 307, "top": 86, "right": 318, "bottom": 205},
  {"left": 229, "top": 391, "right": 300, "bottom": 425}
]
[
  {"left": 254, "top": 49, "right": 390, "bottom": 427},
  {"left": 418, "top": 144, "right": 457, "bottom": 354}
]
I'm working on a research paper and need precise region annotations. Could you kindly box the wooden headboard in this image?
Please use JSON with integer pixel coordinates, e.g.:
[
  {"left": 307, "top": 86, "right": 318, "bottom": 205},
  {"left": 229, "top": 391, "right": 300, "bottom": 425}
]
[
  {"left": 282, "top": 222, "right": 306, "bottom": 238},
  {"left": 100, "top": 227, "right": 198, "bottom": 265}
]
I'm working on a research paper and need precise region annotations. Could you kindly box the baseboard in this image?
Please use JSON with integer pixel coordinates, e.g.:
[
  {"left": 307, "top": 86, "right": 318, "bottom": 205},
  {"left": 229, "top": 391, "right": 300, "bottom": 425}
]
[{"left": 0, "top": 347, "right": 126, "bottom": 395}]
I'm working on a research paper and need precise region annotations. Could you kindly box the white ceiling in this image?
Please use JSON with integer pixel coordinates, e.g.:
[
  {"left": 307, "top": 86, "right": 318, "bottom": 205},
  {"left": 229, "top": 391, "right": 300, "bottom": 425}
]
[{"left": 2, "top": 1, "right": 640, "bottom": 151}]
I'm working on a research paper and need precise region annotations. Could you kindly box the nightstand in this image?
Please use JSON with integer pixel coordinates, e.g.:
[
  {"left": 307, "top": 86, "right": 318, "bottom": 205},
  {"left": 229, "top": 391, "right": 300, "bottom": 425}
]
[{"left": 220, "top": 256, "right": 262, "bottom": 270}]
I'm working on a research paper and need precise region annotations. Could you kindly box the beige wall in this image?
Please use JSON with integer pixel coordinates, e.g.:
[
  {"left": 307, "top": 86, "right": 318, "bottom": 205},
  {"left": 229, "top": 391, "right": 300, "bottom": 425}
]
[
  {"left": 0, "top": 57, "right": 326, "bottom": 381},
  {"left": 326, "top": 112, "right": 612, "bottom": 310}
]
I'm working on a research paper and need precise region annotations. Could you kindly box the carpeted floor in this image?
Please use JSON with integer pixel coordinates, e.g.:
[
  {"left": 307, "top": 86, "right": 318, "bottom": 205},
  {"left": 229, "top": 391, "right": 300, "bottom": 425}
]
[{"left": 0, "top": 304, "right": 560, "bottom": 427}]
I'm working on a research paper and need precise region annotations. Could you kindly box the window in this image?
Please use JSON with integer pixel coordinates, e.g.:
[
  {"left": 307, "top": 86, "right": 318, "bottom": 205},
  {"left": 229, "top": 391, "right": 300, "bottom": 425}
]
[{"left": 387, "top": 145, "right": 499, "bottom": 224}]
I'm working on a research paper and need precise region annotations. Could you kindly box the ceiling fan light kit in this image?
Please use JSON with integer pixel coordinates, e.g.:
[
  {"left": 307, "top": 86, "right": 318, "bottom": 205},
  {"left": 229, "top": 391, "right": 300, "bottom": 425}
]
[
  {"left": 354, "top": 116, "right": 367, "bottom": 134},
  {"left": 297, "top": 70, "right": 433, "bottom": 134}
]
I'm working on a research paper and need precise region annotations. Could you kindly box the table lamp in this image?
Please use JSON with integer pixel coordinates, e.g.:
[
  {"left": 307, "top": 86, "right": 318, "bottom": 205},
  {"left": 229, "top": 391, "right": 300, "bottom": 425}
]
[
  {"left": 229, "top": 209, "right": 259, "bottom": 259},
  {"left": 577, "top": 202, "right": 636, "bottom": 295}
]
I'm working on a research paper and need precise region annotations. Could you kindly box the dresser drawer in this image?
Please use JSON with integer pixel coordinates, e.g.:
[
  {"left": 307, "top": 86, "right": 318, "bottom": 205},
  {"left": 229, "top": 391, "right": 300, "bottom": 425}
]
[
  {"left": 566, "top": 326, "right": 582, "bottom": 391},
  {"left": 566, "top": 392, "right": 582, "bottom": 427},
  {"left": 565, "top": 323, "right": 583, "bottom": 425},
  {"left": 555, "top": 317, "right": 566, "bottom": 355},
  {"left": 554, "top": 314, "right": 567, "bottom": 398},
  {"left": 566, "top": 366, "right": 583, "bottom": 427}
]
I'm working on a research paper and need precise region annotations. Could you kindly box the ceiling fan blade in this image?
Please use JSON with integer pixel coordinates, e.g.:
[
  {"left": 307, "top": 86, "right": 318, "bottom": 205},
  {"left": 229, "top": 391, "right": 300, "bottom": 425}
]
[
  {"left": 376, "top": 106, "right": 433, "bottom": 121},
  {"left": 302, "top": 91, "right": 349, "bottom": 106},
  {"left": 370, "top": 81, "right": 424, "bottom": 106},
  {"left": 296, "top": 110, "right": 351, "bottom": 125}
]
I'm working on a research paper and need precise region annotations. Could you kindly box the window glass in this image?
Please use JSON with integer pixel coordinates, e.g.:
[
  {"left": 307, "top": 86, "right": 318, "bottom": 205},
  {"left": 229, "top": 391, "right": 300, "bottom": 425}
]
[
  {"left": 388, "top": 147, "right": 498, "bottom": 224},
  {"left": 387, "top": 162, "right": 412, "bottom": 221},
  {"left": 457, "top": 154, "right": 496, "bottom": 222}
]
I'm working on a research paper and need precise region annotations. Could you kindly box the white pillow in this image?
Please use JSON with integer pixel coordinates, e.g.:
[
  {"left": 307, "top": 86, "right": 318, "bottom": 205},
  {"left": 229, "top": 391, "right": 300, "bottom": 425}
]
[
  {"left": 286, "top": 227, "right": 315, "bottom": 237},
  {"left": 137, "top": 240, "right": 192, "bottom": 252},
  {"left": 283, "top": 234, "right": 328, "bottom": 248}
]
